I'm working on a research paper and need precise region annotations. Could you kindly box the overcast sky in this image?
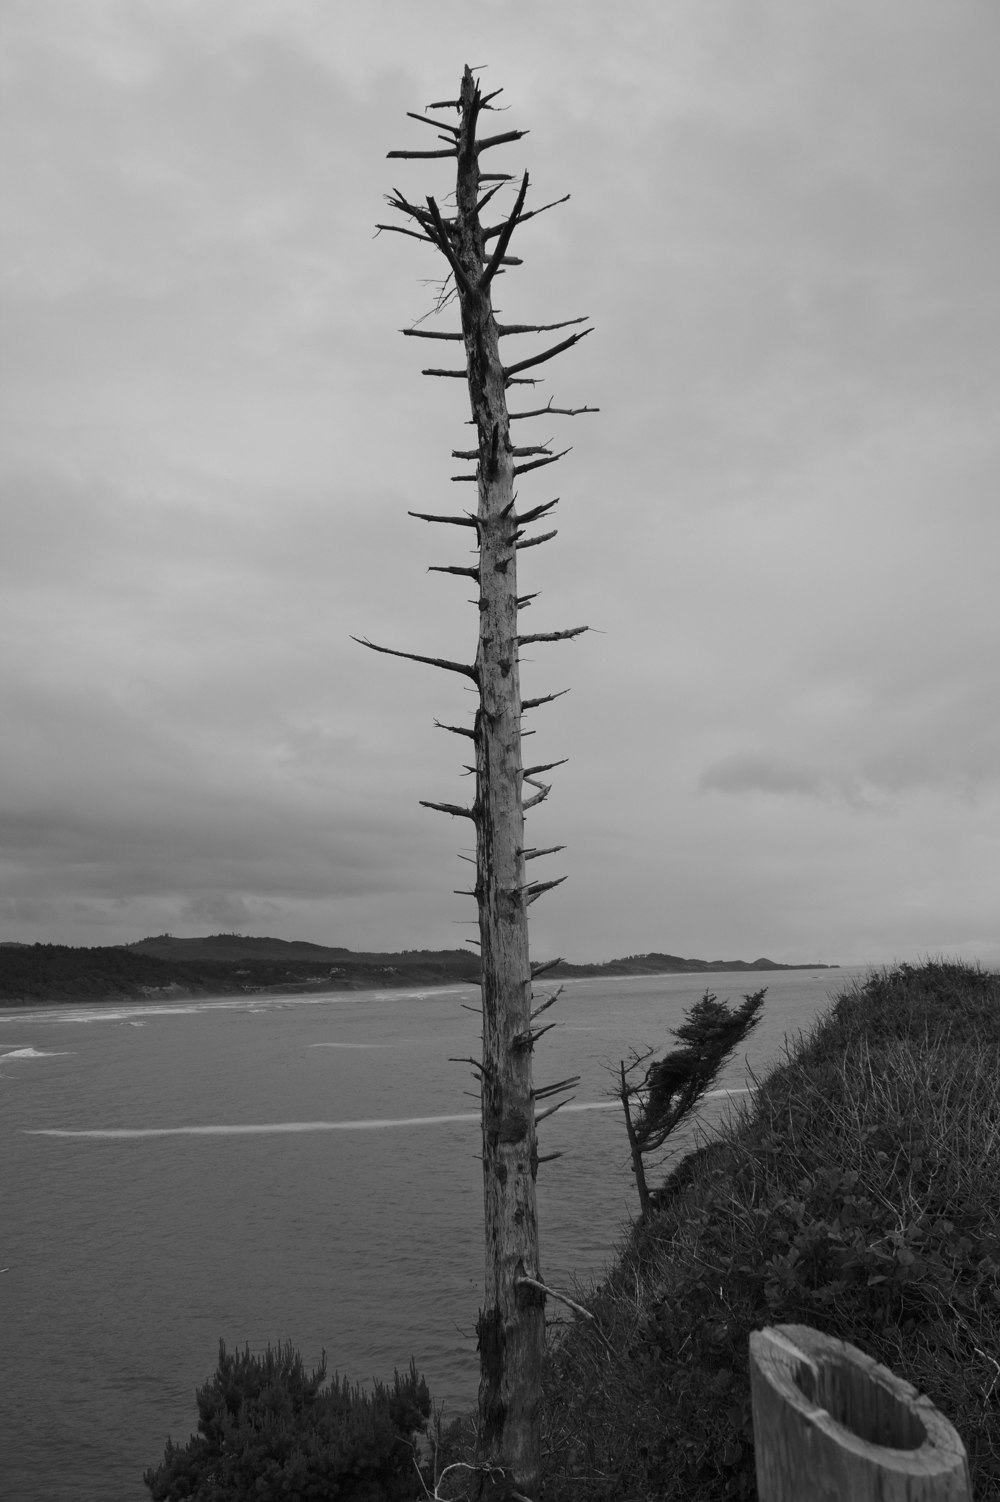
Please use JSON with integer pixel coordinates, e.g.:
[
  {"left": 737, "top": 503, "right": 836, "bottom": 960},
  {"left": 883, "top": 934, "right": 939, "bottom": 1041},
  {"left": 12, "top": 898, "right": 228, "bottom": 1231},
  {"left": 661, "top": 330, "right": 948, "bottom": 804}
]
[{"left": 2, "top": 0, "right": 998, "bottom": 966}]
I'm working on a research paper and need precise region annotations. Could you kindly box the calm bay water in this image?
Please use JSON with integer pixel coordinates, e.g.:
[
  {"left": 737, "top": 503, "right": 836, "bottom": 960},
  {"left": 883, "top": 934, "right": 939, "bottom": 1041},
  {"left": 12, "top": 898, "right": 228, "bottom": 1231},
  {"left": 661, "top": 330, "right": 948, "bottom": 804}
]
[{"left": 0, "top": 967, "right": 863, "bottom": 1501}]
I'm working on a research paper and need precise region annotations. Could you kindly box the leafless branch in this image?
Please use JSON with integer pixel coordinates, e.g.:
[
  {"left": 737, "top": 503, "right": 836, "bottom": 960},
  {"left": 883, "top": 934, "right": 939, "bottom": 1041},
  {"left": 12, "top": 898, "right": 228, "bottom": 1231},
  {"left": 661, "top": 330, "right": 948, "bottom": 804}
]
[
  {"left": 351, "top": 636, "right": 477, "bottom": 680},
  {"left": 449, "top": 1055, "right": 487, "bottom": 1077},
  {"left": 434, "top": 719, "right": 476, "bottom": 739},
  {"left": 519, "top": 627, "right": 588, "bottom": 646},
  {"left": 524, "top": 876, "right": 567, "bottom": 905},
  {"left": 533, "top": 1075, "right": 581, "bottom": 1101},
  {"left": 375, "top": 223, "right": 436, "bottom": 245},
  {"left": 513, "top": 449, "right": 570, "bottom": 477},
  {"left": 424, "top": 195, "right": 477, "bottom": 299},
  {"left": 516, "top": 498, "right": 559, "bottom": 526},
  {"left": 533, "top": 1096, "right": 574, "bottom": 1126},
  {"left": 407, "top": 112, "right": 459, "bottom": 135},
  {"left": 420, "top": 799, "right": 477, "bottom": 820},
  {"left": 522, "top": 846, "right": 565, "bottom": 863},
  {"left": 475, "top": 181, "right": 507, "bottom": 217},
  {"left": 498, "top": 316, "right": 588, "bottom": 337},
  {"left": 480, "top": 171, "right": 529, "bottom": 290},
  {"left": 484, "top": 194, "right": 570, "bottom": 240},
  {"left": 509, "top": 399, "right": 600, "bottom": 421},
  {"left": 515, "top": 1275, "right": 594, "bottom": 1323},
  {"left": 408, "top": 509, "right": 479, "bottom": 528},
  {"left": 385, "top": 189, "right": 437, "bottom": 227},
  {"left": 522, "top": 689, "right": 569, "bottom": 710},
  {"left": 504, "top": 328, "right": 591, "bottom": 380},
  {"left": 401, "top": 327, "right": 464, "bottom": 340},
  {"left": 530, "top": 986, "right": 564, "bottom": 1020},
  {"left": 477, "top": 129, "right": 528, "bottom": 152},
  {"left": 530, "top": 957, "right": 564, "bottom": 978},
  {"left": 386, "top": 147, "right": 458, "bottom": 160}
]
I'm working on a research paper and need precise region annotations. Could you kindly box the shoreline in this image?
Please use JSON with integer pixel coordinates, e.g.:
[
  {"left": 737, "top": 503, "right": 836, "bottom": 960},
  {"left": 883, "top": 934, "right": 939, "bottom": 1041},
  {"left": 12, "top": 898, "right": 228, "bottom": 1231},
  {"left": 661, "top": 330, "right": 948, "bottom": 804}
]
[{"left": 0, "top": 958, "right": 840, "bottom": 1012}]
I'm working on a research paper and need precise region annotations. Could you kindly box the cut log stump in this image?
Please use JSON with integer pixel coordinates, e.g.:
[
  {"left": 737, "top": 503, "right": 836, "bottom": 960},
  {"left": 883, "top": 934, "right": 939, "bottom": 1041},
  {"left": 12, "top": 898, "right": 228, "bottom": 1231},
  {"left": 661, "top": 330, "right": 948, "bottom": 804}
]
[{"left": 749, "top": 1323, "right": 972, "bottom": 1501}]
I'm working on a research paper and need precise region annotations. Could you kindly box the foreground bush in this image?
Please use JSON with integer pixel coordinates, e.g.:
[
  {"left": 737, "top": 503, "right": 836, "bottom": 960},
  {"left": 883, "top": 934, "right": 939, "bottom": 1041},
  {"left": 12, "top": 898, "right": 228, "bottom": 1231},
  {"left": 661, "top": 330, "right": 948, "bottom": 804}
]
[
  {"left": 144, "top": 1340, "right": 431, "bottom": 1501},
  {"left": 538, "top": 961, "right": 1000, "bottom": 1501}
]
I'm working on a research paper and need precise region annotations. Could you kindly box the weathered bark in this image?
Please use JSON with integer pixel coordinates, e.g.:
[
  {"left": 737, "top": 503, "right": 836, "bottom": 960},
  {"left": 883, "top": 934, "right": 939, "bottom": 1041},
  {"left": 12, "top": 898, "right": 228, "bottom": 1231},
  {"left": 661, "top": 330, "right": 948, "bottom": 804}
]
[{"left": 370, "top": 66, "right": 595, "bottom": 1497}]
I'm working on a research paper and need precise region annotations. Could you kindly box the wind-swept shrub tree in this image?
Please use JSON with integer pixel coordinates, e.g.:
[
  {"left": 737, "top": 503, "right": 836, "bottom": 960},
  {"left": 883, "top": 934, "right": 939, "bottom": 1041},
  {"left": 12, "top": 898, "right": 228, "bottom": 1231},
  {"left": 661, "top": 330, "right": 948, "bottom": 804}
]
[
  {"left": 143, "top": 1340, "right": 431, "bottom": 1502},
  {"left": 618, "top": 988, "right": 767, "bottom": 1219},
  {"left": 357, "top": 65, "right": 595, "bottom": 1496}
]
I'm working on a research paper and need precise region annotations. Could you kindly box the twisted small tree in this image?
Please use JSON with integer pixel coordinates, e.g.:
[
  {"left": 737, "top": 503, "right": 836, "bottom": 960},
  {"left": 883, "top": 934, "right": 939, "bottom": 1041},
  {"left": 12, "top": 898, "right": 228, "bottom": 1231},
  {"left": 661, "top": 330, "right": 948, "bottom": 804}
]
[
  {"left": 356, "top": 66, "right": 595, "bottom": 1496},
  {"left": 618, "top": 988, "right": 768, "bottom": 1220}
]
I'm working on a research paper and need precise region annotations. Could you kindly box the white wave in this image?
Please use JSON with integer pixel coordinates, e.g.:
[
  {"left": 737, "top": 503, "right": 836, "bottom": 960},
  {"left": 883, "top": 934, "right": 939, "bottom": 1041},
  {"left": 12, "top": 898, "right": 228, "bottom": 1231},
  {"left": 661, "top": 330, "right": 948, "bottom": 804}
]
[
  {"left": 1, "top": 1047, "right": 73, "bottom": 1060},
  {"left": 307, "top": 1041, "right": 388, "bottom": 1049},
  {"left": 0, "top": 994, "right": 371, "bottom": 1028},
  {"left": 29, "top": 1114, "right": 483, "bottom": 1139},
  {"left": 0, "top": 985, "right": 485, "bottom": 1030},
  {"left": 25, "top": 1089, "right": 750, "bottom": 1140}
]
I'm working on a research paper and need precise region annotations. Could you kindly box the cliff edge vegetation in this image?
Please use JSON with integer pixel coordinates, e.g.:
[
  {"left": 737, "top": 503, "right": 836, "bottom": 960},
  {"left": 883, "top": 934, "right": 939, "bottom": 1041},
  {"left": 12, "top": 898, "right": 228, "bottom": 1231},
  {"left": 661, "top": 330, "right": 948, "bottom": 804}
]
[{"left": 432, "top": 960, "right": 1000, "bottom": 1500}]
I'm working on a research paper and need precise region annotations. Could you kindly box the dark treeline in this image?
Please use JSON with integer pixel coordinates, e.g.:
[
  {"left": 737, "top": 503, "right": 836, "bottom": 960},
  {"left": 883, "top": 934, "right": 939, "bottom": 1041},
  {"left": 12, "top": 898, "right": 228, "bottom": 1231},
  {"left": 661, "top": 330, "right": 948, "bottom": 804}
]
[
  {"left": 0, "top": 937, "right": 480, "bottom": 1006},
  {"left": 0, "top": 932, "right": 835, "bottom": 1007}
]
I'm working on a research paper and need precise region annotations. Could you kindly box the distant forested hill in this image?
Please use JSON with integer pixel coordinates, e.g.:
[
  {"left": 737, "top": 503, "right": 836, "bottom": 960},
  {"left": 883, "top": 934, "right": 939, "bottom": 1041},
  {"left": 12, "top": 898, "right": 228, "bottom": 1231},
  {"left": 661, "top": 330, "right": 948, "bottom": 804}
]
[
  {"left": 0, "top": 938, "right": 480, "bottom": 1006},
  {"left": 0, "top": 935, "right": 834, "bottom": 1008},
  {"left": 547, "top": 952, "right": 837, "bottom": 978}
]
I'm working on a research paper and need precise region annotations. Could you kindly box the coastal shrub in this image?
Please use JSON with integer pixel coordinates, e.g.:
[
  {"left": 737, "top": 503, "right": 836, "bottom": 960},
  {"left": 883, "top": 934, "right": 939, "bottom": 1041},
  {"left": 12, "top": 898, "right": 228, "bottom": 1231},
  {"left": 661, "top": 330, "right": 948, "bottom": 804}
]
[
  {"left": 617, "top": 988, "right": 767, "bottom": 1219},
  {"left": 143, "top": 1340, "right": 431, "bottom": 1502},
  {"left": 537, "top": 962, "right": 1000, "bottom": 1501}
]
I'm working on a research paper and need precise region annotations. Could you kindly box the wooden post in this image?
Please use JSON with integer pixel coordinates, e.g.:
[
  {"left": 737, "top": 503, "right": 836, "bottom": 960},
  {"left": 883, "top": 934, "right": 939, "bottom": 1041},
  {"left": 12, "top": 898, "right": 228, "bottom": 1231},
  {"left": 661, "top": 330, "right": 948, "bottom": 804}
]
[{"left": 749, "top": 1324, "right": 972, "bottom": 1501}]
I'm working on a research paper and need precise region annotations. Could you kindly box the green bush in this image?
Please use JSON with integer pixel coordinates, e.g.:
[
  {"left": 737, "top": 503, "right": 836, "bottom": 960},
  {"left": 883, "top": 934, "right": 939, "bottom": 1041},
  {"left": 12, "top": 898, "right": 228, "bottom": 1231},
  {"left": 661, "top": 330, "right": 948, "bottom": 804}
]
[{"left": 144, "top": 1340, "right": 431, "bottom": 1502}]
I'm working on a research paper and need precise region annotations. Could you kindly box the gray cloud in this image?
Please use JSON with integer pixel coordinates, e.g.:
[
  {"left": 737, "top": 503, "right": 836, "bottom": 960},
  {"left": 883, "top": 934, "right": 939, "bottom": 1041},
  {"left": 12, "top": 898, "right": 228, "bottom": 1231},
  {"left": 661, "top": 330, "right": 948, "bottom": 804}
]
[
  {"left": 2, "top": 0, "right": 999, "bottom": 967},
  {"left": 179, "top": 892, "right": 282, "bottom": 932},
  {"left": 699, "top": 752, "right": 875, "bottom": 810}
]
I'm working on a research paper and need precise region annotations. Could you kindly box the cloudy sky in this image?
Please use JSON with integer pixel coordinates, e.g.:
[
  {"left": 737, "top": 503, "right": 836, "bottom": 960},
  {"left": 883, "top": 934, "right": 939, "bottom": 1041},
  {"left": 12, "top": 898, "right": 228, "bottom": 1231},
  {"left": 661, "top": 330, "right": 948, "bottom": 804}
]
[{"left": 3, "top": 0, "right": 998, "bottom": 966}]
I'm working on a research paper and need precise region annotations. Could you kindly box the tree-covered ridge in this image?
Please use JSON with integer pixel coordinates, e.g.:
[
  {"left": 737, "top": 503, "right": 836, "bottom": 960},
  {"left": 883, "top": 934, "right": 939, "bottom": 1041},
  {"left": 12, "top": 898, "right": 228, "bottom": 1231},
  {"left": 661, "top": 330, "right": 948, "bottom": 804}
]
[
  {"left": 0, "top": 925, "right": 834, "bottom": 1009},
  {"left": 550, "top": 952, "right": 837, "bottom": 977},
  {"left": 0, "top": 939, "right": 480, "bottom": 1005},
  {"left": 0, "top": 933, "right": 836, "bottom": 1007}
]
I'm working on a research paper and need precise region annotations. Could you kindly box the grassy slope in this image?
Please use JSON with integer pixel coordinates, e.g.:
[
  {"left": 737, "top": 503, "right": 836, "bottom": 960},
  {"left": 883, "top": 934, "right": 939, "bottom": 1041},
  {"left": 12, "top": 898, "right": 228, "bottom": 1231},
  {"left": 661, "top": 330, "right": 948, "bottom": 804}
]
[{"left": 452, "top": 962, "right": 1000, "bottom": 1501}]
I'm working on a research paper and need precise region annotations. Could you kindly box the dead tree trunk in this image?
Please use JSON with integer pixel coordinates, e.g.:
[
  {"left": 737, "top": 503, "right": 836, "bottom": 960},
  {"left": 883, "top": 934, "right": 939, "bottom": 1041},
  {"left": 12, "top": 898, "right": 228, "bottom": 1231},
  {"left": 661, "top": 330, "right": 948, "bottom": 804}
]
[
  {"left": 618, "top": 1059, "right": 654, "bottom": 1221},
  {"left": 359, "top": 66, "right": 595, "bottom": 1497}
]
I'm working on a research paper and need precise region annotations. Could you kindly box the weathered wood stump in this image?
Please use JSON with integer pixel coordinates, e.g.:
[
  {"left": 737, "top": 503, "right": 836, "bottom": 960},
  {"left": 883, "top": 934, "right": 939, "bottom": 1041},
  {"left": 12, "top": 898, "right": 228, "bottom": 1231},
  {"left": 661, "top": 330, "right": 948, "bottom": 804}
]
[{"left": 749, "top": 1323, "right": 971, "bottom": 1501}]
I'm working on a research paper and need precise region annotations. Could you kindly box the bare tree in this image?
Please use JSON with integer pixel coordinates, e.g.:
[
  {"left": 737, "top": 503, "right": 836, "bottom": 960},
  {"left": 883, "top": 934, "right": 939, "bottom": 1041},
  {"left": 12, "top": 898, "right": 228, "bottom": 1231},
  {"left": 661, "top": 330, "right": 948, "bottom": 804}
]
[{"left": 356, "top": 66, "right": 595, "bottom": 1498}]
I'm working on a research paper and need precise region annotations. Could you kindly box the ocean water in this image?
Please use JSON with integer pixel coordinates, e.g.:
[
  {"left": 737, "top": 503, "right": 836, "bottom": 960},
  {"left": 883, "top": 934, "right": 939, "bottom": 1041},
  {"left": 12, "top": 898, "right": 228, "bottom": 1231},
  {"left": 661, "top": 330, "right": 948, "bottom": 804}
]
[{"left": 0, "top": 967, "right": 863, "bottom": 1501}]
